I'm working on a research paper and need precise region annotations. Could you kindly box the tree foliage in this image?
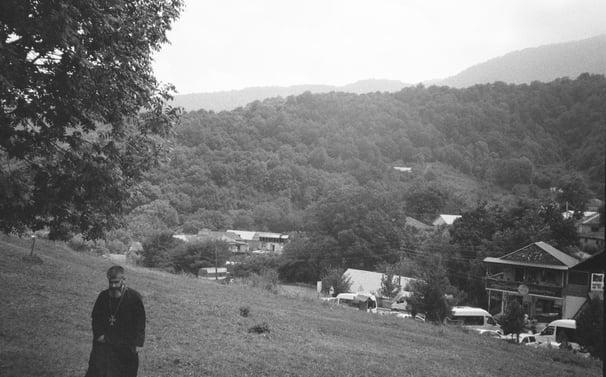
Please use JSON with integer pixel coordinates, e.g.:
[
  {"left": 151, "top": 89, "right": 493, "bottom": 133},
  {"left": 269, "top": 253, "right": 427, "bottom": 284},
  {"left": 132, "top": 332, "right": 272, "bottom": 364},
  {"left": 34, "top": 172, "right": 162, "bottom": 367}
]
[
  {"left": 501, "top": 300, "right": 525, "bottom": 342},
  {"left": 321, "top": 268, "right": 351, "bottom": 296},
  {"left": 171, "top": 240, "right": 230, "bottom": 275},
  {"left": 0, "top": 0, "right": 183, "bottom": 239},
  {"left": 576, "top": 296, "right": 603, "bottom": 359}
]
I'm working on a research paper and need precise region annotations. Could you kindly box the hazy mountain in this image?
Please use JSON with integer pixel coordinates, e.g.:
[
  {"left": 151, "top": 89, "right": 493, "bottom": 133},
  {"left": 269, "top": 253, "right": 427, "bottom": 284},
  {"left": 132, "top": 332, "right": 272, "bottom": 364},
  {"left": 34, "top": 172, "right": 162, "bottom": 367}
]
[
  {"left": 171, "top": 79, "right": 409, "bottom": 112},
  {"left": 431, "top": 35, "right": 606, "bottom": 88}
]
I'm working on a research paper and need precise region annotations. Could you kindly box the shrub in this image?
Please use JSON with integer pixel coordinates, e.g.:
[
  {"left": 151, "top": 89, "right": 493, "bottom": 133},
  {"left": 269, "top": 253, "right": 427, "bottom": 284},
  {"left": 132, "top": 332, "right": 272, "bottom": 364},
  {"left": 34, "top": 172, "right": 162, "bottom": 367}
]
[
  {"left": 232, "top": 255, "right": 280, "bottom": 278},
  {"left": 239, "top": 306, "right": 250, "bottom": 317},
  {"left": 67, "top": 234, "right": 90, "bottom": 252},
  {"left": 248, "top": 322, "right": 270, "bottom": 334},
  {"left": 321, "top": 268, "right": 351, "bottom": 296},
  {"left": 250, "top": 269, "right": 279, "bottom": 293},
  {"left": 141, "top": 231, "right": 181, "bottom": 268}
]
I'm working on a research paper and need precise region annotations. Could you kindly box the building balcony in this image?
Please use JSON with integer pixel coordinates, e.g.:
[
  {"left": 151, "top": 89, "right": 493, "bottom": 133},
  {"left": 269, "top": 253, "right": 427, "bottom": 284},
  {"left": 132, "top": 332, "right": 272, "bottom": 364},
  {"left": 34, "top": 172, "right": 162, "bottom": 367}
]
[{"left": 485, "top": 277, "right": 563, "bottom": 298}]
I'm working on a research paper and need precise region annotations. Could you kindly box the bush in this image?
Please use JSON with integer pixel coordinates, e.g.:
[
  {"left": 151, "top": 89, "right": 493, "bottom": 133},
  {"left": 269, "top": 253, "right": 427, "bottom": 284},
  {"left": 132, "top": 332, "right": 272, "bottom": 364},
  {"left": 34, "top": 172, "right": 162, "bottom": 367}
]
[
  {"left": 231, "top": 255, "right": 280, "bottom": 278},
  {"left": 239, "top": 306, "right": 250, "bottom": 317},
  {"left": 250, "top": 269, "right": 279, "bottom": 293},
  {"left": 107, "top": 239, "right": 127, "bottom": 254},
  {"left": 576, "top": 296, "right": 603, "bottom": 359},
  {"left": 67, "top": 234, "right": 90, "bottom": 252},
  {"left": 141, "top": 231, "right": 181, "bottom": 268},
  {"left": 321, "top": 268, "right": 351, "bottom": 296}
]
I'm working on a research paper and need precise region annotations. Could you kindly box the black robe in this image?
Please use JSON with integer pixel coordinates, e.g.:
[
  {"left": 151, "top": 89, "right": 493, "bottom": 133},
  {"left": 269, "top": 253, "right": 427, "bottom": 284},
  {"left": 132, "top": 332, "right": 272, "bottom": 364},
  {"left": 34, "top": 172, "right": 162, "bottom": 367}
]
[{"left": 85, "top": 287, "right": 146, "bottom": 377}]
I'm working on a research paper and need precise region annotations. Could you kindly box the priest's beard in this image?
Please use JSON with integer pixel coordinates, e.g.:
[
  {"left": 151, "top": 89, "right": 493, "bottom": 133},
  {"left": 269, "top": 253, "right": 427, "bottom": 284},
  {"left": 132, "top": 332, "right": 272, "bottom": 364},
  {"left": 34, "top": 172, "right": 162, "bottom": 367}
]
[{"left": 109, "top": 285, "right": 124, "bottom": 298}]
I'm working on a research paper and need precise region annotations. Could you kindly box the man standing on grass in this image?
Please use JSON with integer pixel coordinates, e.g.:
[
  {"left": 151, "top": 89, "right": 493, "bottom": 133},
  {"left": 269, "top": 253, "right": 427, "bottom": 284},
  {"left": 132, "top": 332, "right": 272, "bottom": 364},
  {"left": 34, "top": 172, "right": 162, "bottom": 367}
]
[{"left": 86, "top": 265, "right": 146, "bottom": 377}]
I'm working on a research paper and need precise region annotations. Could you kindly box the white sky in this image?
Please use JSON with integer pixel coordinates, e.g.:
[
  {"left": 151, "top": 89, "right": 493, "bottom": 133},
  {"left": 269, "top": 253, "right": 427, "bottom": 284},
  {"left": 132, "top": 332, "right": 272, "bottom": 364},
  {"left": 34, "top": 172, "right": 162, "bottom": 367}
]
[{"left": 152, "top": 0, "right": 606, "bottom": 94}]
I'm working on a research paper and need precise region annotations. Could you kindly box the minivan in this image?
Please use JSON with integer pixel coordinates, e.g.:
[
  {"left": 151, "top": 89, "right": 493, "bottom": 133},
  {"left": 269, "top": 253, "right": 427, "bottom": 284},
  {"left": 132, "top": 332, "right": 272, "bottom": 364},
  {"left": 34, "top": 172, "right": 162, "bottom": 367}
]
[
  {"left": 446, "top": 306, "right": 501, "bottom": 333},
  {"left": 535, "top": 319, "right": 579, "bottom": 349}
]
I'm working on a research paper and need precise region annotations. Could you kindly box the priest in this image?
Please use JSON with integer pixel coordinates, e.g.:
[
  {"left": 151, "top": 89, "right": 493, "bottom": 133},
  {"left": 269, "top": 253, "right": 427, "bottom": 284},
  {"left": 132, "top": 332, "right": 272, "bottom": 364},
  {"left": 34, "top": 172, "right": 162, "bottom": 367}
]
[{"left": 85, "top": 265, "right": 146, "bottom": 377}]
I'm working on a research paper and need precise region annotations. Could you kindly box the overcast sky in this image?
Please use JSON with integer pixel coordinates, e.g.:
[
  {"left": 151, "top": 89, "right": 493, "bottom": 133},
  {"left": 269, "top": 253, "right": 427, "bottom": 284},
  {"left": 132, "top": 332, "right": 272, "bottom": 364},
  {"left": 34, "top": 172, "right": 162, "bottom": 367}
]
[{"left": 152, "top": 0, "right": 606, "bottom": 94}]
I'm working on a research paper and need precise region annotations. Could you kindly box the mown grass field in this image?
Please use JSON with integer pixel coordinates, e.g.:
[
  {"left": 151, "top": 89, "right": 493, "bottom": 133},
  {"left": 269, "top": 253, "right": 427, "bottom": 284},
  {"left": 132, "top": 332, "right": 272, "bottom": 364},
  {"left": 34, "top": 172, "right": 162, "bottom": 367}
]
[{"left": 0, "top": 235, "right": 602, "bottom": 377}]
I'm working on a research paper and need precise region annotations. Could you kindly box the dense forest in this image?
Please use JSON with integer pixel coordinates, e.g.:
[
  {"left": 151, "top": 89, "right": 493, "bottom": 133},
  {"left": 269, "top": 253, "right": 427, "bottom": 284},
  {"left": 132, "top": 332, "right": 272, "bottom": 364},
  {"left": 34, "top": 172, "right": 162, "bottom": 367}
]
[
  {"left": 126, "top": 74, "right": 604, "bottom": 237},
  {"left": 94, "top": 74, "right": 605, "bottom": 305}
]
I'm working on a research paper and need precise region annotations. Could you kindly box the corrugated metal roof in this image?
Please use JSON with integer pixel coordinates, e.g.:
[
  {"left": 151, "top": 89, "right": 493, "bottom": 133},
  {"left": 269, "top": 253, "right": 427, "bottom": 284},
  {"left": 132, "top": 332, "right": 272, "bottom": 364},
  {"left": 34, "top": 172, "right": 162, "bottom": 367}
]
[
  {"left": 226, "top": 230, "right": 257, "bottom": 240},
  {"left": 343, "top": 268, "right": 418, "bottom": 295}
]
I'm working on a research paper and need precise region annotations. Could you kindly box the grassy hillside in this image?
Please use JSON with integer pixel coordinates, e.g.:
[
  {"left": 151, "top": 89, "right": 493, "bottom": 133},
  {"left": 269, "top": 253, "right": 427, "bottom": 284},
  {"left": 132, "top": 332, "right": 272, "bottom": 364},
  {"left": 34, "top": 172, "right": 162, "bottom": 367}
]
[{"left": 0, "top": 235, "right": 601, "bottom": 377}]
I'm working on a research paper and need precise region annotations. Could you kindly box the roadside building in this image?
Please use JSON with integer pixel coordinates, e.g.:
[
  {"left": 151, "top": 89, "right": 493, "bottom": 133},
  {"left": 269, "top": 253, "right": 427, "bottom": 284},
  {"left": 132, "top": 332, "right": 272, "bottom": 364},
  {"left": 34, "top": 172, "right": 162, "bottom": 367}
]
[
  {"left": 227, "top": 229, "right": 289, "bottom": 254},
  {"left": 483, "top": 241, "right": 585, "bottom": 320}
]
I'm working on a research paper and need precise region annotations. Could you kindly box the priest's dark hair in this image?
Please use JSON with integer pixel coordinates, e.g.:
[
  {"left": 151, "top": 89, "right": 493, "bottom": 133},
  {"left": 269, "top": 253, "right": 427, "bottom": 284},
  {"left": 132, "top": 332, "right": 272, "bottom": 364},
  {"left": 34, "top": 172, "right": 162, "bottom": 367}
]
[{"left": 106, "top": 265, "right": 125, "bottom": 279}]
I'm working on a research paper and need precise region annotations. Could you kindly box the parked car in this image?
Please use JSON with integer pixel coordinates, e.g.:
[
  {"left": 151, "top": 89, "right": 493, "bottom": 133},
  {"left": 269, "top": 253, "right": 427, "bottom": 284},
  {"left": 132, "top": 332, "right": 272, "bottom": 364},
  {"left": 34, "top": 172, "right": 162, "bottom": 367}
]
[
  {"left": 477, "top": 329, "right": 504, "bottom": 338},
  {"left": 500, "top": 333, "right": 538, "bottom": 346}
]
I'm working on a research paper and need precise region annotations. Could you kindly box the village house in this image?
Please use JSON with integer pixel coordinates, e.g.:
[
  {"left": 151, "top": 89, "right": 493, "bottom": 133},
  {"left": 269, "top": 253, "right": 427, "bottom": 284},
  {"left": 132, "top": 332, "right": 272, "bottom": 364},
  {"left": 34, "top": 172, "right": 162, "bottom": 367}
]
[
  {"left": 483, "top": 241, "right": 596, "bottom": 321},
  {"left": 227, "top": 229, "right": 289, "bottom": 254},
  {"left": 173, "top": 230, "right": 249, "bottom": 253},
  {"left": 575, "top": 213, "right": 605, "bottom": 250},
  {"left": 569, "top": 251, "right": 604, "bottom": 303}
]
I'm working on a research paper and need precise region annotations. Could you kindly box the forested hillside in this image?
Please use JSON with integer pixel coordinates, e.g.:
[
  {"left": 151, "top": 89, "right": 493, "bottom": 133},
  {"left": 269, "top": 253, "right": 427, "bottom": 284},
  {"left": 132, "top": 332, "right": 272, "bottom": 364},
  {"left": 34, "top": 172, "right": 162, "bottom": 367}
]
[
  {"left": 171, "top": 79, "right": 409, "bottom": 112},
  {"left": 128, "top": 74, "right": 604, "bottom": 238}
]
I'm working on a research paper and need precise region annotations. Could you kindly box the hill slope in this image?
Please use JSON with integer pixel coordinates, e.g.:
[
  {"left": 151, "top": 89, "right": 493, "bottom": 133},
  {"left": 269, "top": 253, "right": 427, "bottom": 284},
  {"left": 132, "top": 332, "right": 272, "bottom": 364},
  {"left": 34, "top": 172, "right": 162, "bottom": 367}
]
[
  {"left": 434, "top": 35, "right": 606, "bottom": 87},
  {"left": 171, "top": 79, "right": 409, "bottom": 112},
  {"left": 0, "top": 236, "right": 601, "bottom": 376}
]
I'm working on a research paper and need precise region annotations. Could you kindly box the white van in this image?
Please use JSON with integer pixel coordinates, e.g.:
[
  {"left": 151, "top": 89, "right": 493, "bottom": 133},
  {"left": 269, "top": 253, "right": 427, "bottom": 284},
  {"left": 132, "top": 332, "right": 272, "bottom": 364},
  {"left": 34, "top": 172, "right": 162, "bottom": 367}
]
[
  {"left": 336, "top": 292, "right": 377, "bottom": 313},
  {"left": 535, "top": 319, "right": 579, "bottom": 349},
  {"left": 198, "top": 267, "right": 228, "bottom": 280},
  {"left": 446, "top": 306, "right": 501, "bottom": 333}
]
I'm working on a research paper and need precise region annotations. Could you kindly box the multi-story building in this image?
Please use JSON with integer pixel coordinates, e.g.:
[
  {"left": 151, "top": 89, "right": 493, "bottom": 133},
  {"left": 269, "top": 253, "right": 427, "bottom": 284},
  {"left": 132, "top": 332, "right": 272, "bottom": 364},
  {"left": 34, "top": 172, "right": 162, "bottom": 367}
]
[{"left": 483, "top": 241, "right": 586, "bottom": 320}]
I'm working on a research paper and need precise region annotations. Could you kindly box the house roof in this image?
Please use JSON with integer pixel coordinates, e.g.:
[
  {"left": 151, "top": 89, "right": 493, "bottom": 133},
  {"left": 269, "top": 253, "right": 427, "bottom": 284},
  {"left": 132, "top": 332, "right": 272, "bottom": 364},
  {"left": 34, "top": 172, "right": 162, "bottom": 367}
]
[
  {"left": 343, "top": 268, "right": 417, "bottom": 296},
  {"left": 226, "top": 230, "right": 257, "bottom": 241},
  {"left": 580, "top": 213, "right": 601, "bottom": 225},
  {"left": 432, "top": 214, "right": 461, "bottom": 226},
  {"left": 226, "top": 230, "right": 289, "bottom": 241},
  {"left": 562, "top": 210, "right": 597, "bottom": 220},
  {"left": 405, "top": 216, "right": 433, "bottom": 230},
  {"left": 571, "top": 251, "right": 604, "bottom": 272},
  {"left": 483, "top": 241, "right": 579, "bottom": 269}
]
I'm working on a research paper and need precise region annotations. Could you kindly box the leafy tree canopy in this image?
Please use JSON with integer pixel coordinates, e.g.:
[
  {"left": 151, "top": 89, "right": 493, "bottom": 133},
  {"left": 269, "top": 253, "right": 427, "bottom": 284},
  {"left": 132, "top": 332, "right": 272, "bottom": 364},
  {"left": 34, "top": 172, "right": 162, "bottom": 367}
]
[{"left": 0, "top": 0, "right": 183, "bottom": 239}]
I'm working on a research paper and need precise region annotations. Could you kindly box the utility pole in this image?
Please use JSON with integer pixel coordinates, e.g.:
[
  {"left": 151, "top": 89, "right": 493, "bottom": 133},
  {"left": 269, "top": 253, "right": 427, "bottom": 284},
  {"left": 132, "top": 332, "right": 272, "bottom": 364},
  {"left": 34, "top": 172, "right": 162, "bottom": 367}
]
[
  {"left": 30, "top": 235, "right": 36, "bottom": 257},
  {"left": 398, "top": 247, "right": 403, "bottom": 288},
  {"left": 214, "top": 247, "right": 218, "bottom": 281}
]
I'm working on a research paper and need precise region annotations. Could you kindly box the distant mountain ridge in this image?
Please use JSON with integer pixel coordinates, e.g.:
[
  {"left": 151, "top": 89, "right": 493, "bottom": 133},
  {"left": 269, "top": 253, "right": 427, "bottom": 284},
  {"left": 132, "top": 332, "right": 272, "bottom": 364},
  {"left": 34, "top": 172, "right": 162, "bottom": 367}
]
[
  {"left": 431, "top": 35, "right": 606, "bottom": 88},
  {"left": 172, "top": 35, "right": 606, "bottom": 112},
  {"left": 171, "top": 79, "right": 410, "bottom": 112}
]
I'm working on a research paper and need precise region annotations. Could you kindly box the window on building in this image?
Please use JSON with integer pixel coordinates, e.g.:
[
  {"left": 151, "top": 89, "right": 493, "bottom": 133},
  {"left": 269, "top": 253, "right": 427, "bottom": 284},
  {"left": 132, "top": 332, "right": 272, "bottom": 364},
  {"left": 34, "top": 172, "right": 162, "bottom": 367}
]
[{"left": 591, "top": 273, "right": 604, "bottom": 291}]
